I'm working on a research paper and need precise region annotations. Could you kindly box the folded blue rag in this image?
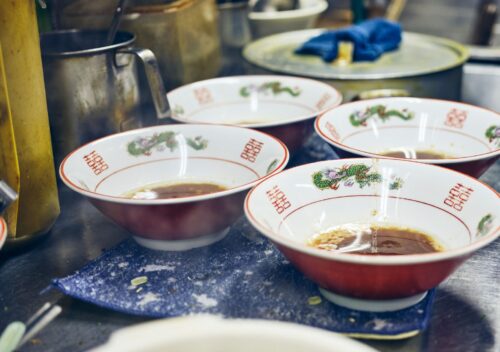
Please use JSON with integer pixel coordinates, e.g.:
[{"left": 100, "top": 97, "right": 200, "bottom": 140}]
[{"left": 295, "top": 19, "right": 402, "bottom": 62}]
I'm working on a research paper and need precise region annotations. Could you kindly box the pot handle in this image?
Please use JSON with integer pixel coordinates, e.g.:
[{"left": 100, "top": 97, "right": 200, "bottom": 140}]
[
  {"left": 117, "top": 47, "right": 171, "bottom": 120},
  {"left": 351, "top": 88, "right": 410, "bottom": 101}
]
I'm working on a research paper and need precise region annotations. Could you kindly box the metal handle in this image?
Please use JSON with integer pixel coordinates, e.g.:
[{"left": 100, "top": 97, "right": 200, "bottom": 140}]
[
  {"left": 118, "top": 47, "right": 171, "bottom": 120},
  {"left": 351, "top": 88, "right": 410, "bottom": 101}
]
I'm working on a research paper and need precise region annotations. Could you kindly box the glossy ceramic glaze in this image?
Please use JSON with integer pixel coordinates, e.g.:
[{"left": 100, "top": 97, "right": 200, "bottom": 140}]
[
  {"left": 244, "top": 158, "right": 499, "bottom": 310},
  {"left": 60, "top": 124, "right": 289, "bottom": 251},
  {"left": 167, "top": 75, "right": 342, "bottom": 154},
  {"left": 92, "top": 315, "right": 377, "bottom": 352},
  {"left": 315, "top": 98, "right": 500, "bottom": 177}
]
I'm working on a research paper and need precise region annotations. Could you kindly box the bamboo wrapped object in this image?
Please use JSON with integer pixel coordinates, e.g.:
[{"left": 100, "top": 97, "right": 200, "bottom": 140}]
[{"left": 0, "top": 0, "right": 60, "bottom": 245}]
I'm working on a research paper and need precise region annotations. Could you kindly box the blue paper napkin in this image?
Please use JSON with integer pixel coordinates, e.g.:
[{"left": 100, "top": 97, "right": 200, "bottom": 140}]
[
  {"left": 295, "top": 19, "right": 402, "bottom": 62},
  {"left": 53, "top": 217, "right": 435, "bottom": 339}
]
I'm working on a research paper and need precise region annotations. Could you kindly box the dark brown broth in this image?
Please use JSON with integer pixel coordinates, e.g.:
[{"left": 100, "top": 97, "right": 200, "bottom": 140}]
[
  {"left": 308, "top": 224, "right": 443, "bottom": 255},
  {"left": 126, "top": 182, "right": 227, "bottom": 200},
  {"left": 379, "top": 149, "right": 450, "bottom": 160}
]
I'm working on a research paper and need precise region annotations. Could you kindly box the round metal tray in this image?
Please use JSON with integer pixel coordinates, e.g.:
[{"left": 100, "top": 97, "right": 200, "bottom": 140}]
[{"left": 243, "top": 29, "right": 469, "bottom": 80}]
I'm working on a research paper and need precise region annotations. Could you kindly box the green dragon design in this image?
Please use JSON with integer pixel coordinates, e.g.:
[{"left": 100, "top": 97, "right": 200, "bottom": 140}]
[
  {"left": 485, "top": 125, "right": 500, "bottom": 147},
  {"left": 350, "top": 105, "right": 414, "bottom": 127},
  {"left": 127, "top": 131, "right": 208, "bottom": 156},
  {"left": 172, "top": 104, "right": 185, "bottom": 117},
  {"left": 312, "top": 163, "right": 404, "bottom": 191},
  {"left": 266, "top": 159, "right": 279, "bottom": 175},
  {"left": 240, "top": 81, "right": 301, "bottom": 98},
  {"left": 477, "top": 214, "right": 494, "bottom": 237}
]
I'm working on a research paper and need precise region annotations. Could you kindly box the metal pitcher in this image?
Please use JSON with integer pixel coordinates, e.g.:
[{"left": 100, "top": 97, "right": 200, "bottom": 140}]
[{"left": 40, "top": 29, "right": 170, "bottom": 167}]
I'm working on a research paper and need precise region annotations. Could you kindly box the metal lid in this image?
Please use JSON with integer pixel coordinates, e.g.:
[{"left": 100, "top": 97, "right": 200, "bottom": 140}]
[{"left": 243, "top": 29, "right": 469, "bottom": 80}]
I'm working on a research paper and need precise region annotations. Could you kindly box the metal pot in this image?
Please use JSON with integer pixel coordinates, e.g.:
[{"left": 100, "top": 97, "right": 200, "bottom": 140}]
[
  {"left": 40, "top": 30, "right": 170, "bottom": 167},
  {"left": 47, "top": 0, "right": 221, "bottom": 91},
  {"left": 461, "top": 45, "right": 500, "bottom": 111},
  {"left": 243, "top": 30, "right": 469, "bottom": 101}
]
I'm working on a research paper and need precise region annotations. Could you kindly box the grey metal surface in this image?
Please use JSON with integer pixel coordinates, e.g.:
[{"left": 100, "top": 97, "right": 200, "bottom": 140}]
[
  {"left": 399, "top": 0, "right": 484, "bottom": 44},
  {"left": 462, "top": 63, "right": 500, "bottom": 111},
  {"left": 41, "top": 30, "right": 169, "bottom": 167}
]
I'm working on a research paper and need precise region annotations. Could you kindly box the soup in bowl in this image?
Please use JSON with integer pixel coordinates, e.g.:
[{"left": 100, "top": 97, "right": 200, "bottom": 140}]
[
  {"left": 244, "top": 158, "right": 499, "bottom": 311},
  {"left": 315, "top": 98, "right": 500, "bottom": 177},
  {"left": 60, "top": 124, "right": 289, "bottom": 251}
]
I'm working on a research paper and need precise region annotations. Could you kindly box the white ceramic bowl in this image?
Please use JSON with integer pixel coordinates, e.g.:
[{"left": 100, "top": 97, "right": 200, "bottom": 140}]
[
  {"left": 60, "top": 124, "right": 288, "bottom": 251},
  {"left": 0, "top": 217, "right": 6, "bottom": 251},
  {"left": 245, "top": 158, "right": 499, "bottom": 312},
  {"left": 91, "top": 315, "right": 378, "bottom": 352},
  {"left": 249, "top": 0, "right": 328, "bottom": 39},
  {"left": 315, "top": 97, "right": 500, "bottom": 177},
  {"left": 167, "top": 75, "right": 342, "bottom": 154}
]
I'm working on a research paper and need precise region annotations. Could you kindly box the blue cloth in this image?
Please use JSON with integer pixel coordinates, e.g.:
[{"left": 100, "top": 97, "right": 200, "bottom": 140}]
[{"left": 295, "top": 19, "right": 402, "bottom": 62}]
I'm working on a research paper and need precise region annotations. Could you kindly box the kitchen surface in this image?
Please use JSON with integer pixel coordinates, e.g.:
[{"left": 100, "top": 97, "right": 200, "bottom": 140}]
[{"left": 0, "top": 1, "right": 499, "bottom": 351}]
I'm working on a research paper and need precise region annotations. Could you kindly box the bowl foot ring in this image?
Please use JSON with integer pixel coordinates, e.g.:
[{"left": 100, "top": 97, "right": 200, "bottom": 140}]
[
  {"left": 133, "top": 227, "right": 230, "bottom": 252},
  {"left": 319, "top": 288, "right": 428, "bottom": 312}
]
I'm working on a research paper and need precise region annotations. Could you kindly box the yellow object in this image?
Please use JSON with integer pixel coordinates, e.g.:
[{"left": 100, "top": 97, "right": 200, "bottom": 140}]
[
  {"left": 307, "top": 296, "right": 322, "bottom": 305},
  {"left": 333, "top": 41, "right": 354, "bottom": 66},
  {"left": 346, "top": 330, "right": 420, "bottom": 340},
  {"left": 0, "top": 44, "right": 20, "bottom": 232},
  {"left": 0, "top": 1, "right": 59, "bottom": 243}
]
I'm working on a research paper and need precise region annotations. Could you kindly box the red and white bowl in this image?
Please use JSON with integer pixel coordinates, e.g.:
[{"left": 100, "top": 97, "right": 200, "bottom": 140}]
[
  {"left": 245, "top": 158, "right": 499, "bottom": 312},
  {"left": 167, "top": 75, "right": 342, "bottom": 154},
  {"left": 0, "top": 217, "right": 6, "bottom": 251},
  {"left": 315, "top": 98, "right": 500, "bottom": 177},
  {"left": 60, "top": 124, "right": 289, "bottom": 251}
]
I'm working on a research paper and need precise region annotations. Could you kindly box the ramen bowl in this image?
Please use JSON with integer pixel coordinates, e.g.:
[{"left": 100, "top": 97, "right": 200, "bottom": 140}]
[
  {"left": 167, "top": 75, "right": 342, "bottom": 155},
  {"left": 60, "top": 124, "right": 288, "bottom": 251},
  {"left": 92, "top": 315, "right": 377, "bottom": 352},
  {"left": 315, "top": 98, "right": 500, "bottom": 177},
  {"left": 244, "top": 158, "right": 499, "bottom": 311}
]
